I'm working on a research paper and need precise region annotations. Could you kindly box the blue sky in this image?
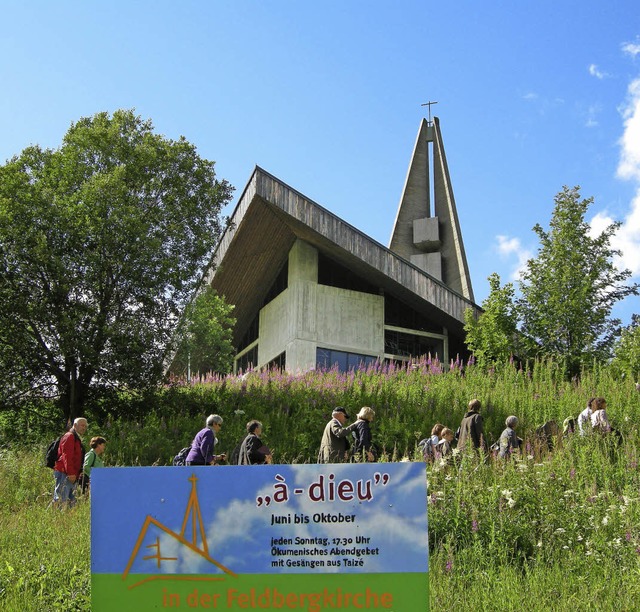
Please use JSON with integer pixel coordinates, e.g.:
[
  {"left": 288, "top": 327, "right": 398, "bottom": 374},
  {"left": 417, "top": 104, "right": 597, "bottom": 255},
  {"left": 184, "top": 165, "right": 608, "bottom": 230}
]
[{"left": 1, "top": 1, "right": 639, "bottom": 324}]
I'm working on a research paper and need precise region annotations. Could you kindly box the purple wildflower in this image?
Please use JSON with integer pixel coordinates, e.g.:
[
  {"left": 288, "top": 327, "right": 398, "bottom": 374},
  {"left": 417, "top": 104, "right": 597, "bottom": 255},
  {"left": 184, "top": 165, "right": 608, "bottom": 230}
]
[
  {"left": 472, "top": 520, "right": 479, "bottom": 533},
  {"left": 445, "top": 559, "right": 453, "bottom": 572},
  {"left": 570, "top": 468, "right": 576, "bottom": 479}
]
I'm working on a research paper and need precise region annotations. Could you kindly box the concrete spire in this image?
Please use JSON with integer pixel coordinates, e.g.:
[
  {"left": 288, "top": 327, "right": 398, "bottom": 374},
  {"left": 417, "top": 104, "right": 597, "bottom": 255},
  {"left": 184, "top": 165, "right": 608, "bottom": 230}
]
[{"left": 389, "top": 117, "right": 474, "bottom": 302}]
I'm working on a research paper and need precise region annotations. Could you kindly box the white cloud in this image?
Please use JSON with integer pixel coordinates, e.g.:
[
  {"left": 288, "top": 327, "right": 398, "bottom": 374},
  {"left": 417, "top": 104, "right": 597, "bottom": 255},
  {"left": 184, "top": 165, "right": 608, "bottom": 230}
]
[
  {"left": 589, "top": 64, "right": 609, "bottom": 79},
  {"left": 617, "top": 78, "right": 640, "bottom": 181},
  {"left": 622, "top": 41, "right": 640, "bottom": 58},
  {"left": 609, "top": 75, "right": 640, "bottom": 279},
  {"left": 495, "top": 235, "right": 532, "bottom": 281}
]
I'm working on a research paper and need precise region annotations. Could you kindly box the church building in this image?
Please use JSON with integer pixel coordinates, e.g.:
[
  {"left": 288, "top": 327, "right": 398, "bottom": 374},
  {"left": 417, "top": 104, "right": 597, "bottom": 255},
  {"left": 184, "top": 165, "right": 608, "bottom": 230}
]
[{"left": 202, "top": 117, "right": 481, "bottom": 373}]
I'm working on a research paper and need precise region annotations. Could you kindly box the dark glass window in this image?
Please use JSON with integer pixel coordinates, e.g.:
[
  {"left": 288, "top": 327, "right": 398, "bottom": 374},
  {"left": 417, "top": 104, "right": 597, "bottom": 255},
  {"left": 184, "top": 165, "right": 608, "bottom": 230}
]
[
  {"left": 384, "top": 293, "right": 442, "bottom": 333},
  {"left": 238, "top": 313, "right": 259, "bottom": 352},
  {"left": 317, "top": 253, "right": 379, "bottom": 295},
  {"left": 236, "top": 345, "right": 258, "bottom": 373},
  {"left": 316, "top": 347, "right": 377, "bottom": 372},
  {"left": 262, "top": 260, "right": 288, "bottom": 307},
  {"left": 264, "top": 351, "right": 286, "bottom": 371},
  {"left": 384, "top": 330, "right": 443, "bottom": 359}
]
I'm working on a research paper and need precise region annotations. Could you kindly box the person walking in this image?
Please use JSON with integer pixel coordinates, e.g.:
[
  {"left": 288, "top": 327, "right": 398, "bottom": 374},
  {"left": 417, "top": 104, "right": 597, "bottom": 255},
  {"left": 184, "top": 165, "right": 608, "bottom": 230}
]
[
  {"left": 53, "top": 417, "right": 88, "bottom": 508},
  {"left": 186, "top": 414, "right": 226, "bottom": 466},
  {"left": 318, "top": 407, "right": 356, "bottom": 463},
  {"left": 577, "top": 398, "right": 595, "bottom": 435},
  {"left": 80, "top": 436, "right": 106, "bottom": 493},
  {"left": 457, "top": 399, "right": 485, "bottom": 452},
  {"left": 238, "top": 420, "right": 272, "bottom": 465},
  {"left": 497, "top": 416, "right": 521, "bottom": 459},
  {"left": 351, "top": 406, "right": 376, "bottom": 462}
]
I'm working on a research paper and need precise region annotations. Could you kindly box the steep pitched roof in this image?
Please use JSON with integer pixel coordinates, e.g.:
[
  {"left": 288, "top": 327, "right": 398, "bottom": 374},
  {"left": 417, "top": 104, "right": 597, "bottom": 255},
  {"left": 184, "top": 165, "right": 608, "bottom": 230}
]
[{"left": 203, "top": 166, "right": 481, "bottom": 346}]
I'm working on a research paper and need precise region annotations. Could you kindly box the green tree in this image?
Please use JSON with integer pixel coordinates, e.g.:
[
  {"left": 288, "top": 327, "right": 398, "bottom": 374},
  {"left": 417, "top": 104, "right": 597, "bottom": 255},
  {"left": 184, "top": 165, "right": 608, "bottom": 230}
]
[
  {"left": 0, "top": 110, "right": 233, "bottom": 421},
  {"left": 464, "top": 272, "right": 520, "bottom": 366},
  {"left": 610, "top": 314, "right": 640, "bottom": 380},
  {"left": 170, "top": 287, "right": 236, "bottom": 379},
  {"left": 517, "top": 186, "right": 638, "bottom": 375}
]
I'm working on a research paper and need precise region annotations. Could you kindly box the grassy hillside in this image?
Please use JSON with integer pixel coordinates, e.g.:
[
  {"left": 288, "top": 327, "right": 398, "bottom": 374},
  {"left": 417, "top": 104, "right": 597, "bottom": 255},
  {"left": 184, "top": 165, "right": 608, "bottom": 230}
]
[{"left": 1, "top": 360, "right": 639, "bottom": 609}]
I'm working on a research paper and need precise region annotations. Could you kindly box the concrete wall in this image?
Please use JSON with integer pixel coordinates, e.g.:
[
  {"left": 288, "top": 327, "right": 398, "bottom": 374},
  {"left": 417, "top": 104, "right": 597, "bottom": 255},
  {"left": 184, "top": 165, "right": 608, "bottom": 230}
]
[{"left": 256, "top": 239, "right": 384, "bottom": 372}]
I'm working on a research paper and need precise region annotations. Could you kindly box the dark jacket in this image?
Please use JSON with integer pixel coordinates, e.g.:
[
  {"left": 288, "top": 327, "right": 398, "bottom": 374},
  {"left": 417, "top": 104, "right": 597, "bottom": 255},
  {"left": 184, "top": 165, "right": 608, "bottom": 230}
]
[
  {"left": 351, "top": 419, "right": 373, "bottom": 461},
  {"left": 457, "top": 410, "right": 485, "bottom": 451},
  {"left": 238, "top": 433, "right": 269, "bottom": 465}
]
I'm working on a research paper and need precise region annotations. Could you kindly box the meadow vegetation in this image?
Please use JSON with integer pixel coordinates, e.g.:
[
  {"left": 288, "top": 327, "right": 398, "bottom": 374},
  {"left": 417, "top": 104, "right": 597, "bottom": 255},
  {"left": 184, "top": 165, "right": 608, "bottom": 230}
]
[{"left": 1, "top": 359, "right": 639, "bottom": 610}]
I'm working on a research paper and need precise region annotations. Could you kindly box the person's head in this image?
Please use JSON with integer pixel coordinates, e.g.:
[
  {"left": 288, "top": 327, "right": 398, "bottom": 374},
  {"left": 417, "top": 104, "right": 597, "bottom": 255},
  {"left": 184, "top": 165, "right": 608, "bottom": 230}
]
[
  {"left": 206, "top": 414, "right": 223, "bottom": 432},
  {"left": 357, "top": 406, "right": 375, "bottom": 422},
  {"left": 506, "top": 415, "right": 518, "bottom": 429},
  {"left": 468, "top": 399, "right": 481, "bottom": 413},
  {"left": 593, "top": 397, "right": 606, "bottom": 411},
  {"left": 73, "top": 417, "right": 88, "bottom": 436},
  {"left": 332, "top": 407, "right": 350, "bottom": 425},
  {"left": 90, "top": 436, "right": 107, "bottom": 455},
  {"left": 431, "top": 423, "right": 444, "bottom": 437},
  {"left": 587, "top": 397, "right": 596, "bottom": 409},
  {"left": 440, "top": 427, "right": 454, "bottom": 442},
  {"left": 246, "top": 419, "right": 262, "bottom": 435}
]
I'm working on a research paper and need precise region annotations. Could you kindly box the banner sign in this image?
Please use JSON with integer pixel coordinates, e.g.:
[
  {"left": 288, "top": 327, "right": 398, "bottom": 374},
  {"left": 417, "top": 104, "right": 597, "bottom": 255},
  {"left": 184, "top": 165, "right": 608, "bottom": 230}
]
[{"left": 91, "top": 463, "right": 428, "bottom": 611}]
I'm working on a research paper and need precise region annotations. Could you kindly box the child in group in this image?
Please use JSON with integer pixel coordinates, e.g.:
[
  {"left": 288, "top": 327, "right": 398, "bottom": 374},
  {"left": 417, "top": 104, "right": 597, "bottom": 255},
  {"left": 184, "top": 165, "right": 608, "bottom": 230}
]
[
  {"left": 577, "top": 398, "right": 595, "bottom": 435},
  {"left": 418, "top": 423, "right": 444, "bottom": 461},
  {"left": 497, "top": 416, "right": 521, "bottom": 459},
  {"left": 436, "top": 427, "right": 455, "bottom": 459}
]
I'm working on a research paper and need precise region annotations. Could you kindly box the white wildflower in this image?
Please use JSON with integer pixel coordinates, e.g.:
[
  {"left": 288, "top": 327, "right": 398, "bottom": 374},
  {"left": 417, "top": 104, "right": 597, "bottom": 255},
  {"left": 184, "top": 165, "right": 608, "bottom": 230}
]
[
  {"left": 501, "top": 489, "right": 513, "bottom": 498},
  {"left": 234, "top": 409, "right": 246, "bottom": 416},
  {"left": 554, "top": 528, "right": 566, "bottom": 534},
  {"left": 507, "top": 498, "right": 516, "bottom": 508},
  {"left": 602, "top": 516, "right": 609, "bottom": 526}
]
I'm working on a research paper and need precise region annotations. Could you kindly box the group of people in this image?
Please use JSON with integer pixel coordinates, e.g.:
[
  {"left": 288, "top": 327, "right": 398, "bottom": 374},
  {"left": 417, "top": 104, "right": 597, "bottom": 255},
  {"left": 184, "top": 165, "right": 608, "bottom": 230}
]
[
  {"left": 317, "top": 406, "right": 376, "bottom": 463},
  {"left": 183, "top": 405, "right": 378, "bottom": 468},
  {"left": 418, "top": 399, "right": 521, "bottom": 462},
  {"left": 52, "top": 395, "right": 619, "bottom": 505},
  {"left": 184, "top": 414, "right": 274, "bottom": 466},
  {"left": 52, "top": 417, "right": 106, "bottom": 507}
]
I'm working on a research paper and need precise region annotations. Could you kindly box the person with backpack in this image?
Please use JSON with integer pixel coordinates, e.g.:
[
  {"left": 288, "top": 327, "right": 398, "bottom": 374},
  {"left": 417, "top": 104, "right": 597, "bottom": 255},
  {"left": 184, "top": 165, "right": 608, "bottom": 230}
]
[
  {"left": 185, "top": 414, "right": 226, "bottom": 466},
  {"left": 497, "top": 416, "right": 522, "bottom": 459},
  {"left": 52, "top": 417, "right": 88, "bottom": 508},
  {"left": 79, "top": 436, "right": 106, "bottom": 494},
  {"left": 418, "top": 423, "right": 444, "bottom": 462}
]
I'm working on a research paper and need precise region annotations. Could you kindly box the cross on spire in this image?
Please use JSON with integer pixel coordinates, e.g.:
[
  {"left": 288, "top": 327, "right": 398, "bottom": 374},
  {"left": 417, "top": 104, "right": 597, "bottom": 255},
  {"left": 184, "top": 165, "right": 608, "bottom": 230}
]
[{"left": 421, "top": 100, "right": 438, "bottom": 125}]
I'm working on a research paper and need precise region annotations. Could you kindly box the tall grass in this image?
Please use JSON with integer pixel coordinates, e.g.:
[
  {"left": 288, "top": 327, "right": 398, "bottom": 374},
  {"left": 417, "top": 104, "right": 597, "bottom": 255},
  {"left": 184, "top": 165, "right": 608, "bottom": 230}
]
[{"left": 0, "top": 359, "right": 638, "bottom": 610}]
